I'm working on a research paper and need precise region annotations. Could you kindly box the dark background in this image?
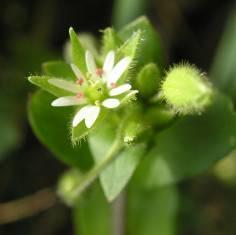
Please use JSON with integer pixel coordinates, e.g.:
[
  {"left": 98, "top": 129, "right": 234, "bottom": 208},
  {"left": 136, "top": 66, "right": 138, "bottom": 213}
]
[{"left": 0, "top": 0, "right": 236, "bottom": 234}]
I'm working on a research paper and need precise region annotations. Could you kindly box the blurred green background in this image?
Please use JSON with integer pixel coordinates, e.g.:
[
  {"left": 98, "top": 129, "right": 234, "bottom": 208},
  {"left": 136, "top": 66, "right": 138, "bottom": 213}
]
[{"left": 1, "top": 0, "right": 236, "bottom": 234}]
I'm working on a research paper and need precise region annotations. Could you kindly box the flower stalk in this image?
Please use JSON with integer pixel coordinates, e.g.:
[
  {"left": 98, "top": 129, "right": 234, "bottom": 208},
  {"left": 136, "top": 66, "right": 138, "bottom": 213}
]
[{"left": 58, "top": 136, "right": 123, "bottom": 205}]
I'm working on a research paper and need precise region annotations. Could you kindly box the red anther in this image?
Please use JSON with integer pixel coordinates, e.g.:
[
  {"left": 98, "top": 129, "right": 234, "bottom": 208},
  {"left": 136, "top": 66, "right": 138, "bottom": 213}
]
[
  {"left": 111, "top": 83, "right": 117, "bottom": 88},
  {"left": 76, "top": 92, "right": 84, "bottom": 99},
  {"left": 96, "top": 68, "right": 103, "bottom": 77},
  {"left": 76, "top": 78, "right": 84, "bottom": 86}
]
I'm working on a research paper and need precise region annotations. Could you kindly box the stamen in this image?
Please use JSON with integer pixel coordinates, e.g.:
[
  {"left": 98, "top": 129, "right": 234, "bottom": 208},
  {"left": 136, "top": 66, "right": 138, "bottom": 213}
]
[
  {"left": 76, "top": 78, "right": 84, "bottom": 86},
  {"left": 111, "top": 83, "right": 117, "bottom": 88},
  {"left": 76, "top": 92, "right": 84, "bottom": 99},
  {"left": 96, "top": 68, "right": 103, "bottom": 77}
]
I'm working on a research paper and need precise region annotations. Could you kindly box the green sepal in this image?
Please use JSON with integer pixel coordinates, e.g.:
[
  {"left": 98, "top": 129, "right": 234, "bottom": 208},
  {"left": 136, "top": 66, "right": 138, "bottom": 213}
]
[
  {"left": 28, "top": 90, "right": 93, "bottom": 169},
  {"left": 28, "top": 75, "right": 75, "bottom": 97},
  {"left": 116, "top": 30, "right": 142, "bottom": 84},
  {"left": 119, "top": 16, "right": 164, "bottom": 68},
  {"left": 42, "top": 61, "right": 76, "bottom": 80},
  {"left": 69, "top": 27, "right": 87, "bottom": 74},
  {"left": 135, "top": 63, "right": 161, "bottom": 97},
  {"left": 116, "top": 30, "right": 142, "bottom": 62},
  {"left": 101, "top": 27, "right": 123, "bottom": 55}
]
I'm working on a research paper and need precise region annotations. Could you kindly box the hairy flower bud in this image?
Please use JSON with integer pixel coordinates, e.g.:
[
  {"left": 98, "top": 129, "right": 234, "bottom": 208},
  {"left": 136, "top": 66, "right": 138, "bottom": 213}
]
[{"left": 161, "top": 64, "right": 213, "bottom": 114}]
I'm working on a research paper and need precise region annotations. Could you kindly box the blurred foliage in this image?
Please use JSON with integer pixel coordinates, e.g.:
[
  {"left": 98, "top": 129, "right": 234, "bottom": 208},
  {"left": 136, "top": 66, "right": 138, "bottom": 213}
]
[{"left": 211, "top": 7, "right": 236, "bottom": 101}]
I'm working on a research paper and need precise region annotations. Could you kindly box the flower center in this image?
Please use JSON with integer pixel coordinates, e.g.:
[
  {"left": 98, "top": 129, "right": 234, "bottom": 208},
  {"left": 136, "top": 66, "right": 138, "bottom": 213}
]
[{"left": 83, "top": 80, "right": 108, "bottom": 103}]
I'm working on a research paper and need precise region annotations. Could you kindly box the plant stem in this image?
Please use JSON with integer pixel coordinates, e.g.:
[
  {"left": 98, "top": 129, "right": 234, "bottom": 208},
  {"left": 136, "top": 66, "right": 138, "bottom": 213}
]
[
  {"left": 112, "top": 191, "right": 126, "bottom": 235},
  {"left": 0, "top": 188, "right": 57, "bottom": 224},
  {"left": 70, "top": 138, "right": 123, "bottom": 201}
]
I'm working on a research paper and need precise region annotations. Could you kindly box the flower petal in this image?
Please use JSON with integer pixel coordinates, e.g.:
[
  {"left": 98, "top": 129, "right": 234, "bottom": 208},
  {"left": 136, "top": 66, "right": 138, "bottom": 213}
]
[
  {"left": 48, "top": 79, "right": 79, "bottom": 93},
  {"left": 84, "top": 106, "right": 100, "bottom": 128},
  {"left": 109, "top": 83, "right": 132, "bottom": 96},
  {"left": 85, "top": 50, "right": 96, "bottom": 74},
  {"left": 102, "top": 98, "right": 120, "bottom": 108},
  {"left": 103, "top": 51, "right": 115, "bottom": 74},
  {"left": 51, "top": 96, "right": 87, "bottom": 107},
  {"left": 107, "top": 57, "right": 131, "bottom": 85},
  {"left": 71, "top": 63, "right": 84, "bottom": 78},
  {"left": 72, "top": 105, "right": 90, "bottom": 127}
]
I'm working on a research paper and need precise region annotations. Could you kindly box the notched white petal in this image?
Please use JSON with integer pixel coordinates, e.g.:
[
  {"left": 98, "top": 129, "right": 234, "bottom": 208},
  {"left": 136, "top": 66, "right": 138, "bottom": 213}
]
[
  {"left": 102, "top": 98, "right": 120, "bottom": 108},
  {"left": 51, "top": 96, "right": 87, "bottom": 107},
  {"left": 107, "top": 57, "right": 131, "bottom": 85},
  {"left": 72, "top": 106, "right": 90, "bottom": 127},
  {"left": 84, "top": 106, "right": 100, "bottom": 128},
  {"left": 109, "top": 83, "right": 132, "bottom": 96},
  {"left": 48, "top": 79, "right": 79, "bottom": 93},
  {"left": 85, "top": 50, "right": 96, "bottom": 74},
  {"left": 71, "top": 64, "right": 84, "bottom": 78},
  {"left": 103, "top": 51, "right": 115, "bottom": 74}
]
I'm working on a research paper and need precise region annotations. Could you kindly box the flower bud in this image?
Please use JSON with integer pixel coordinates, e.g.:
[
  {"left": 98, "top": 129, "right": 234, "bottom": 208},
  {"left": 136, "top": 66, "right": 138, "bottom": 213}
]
[
  {"left": 161, "top": 64, "right": 213, "bottom": 114},
  {"left": 135, "top": 63, "right": 161, "bottom": 98},
  {"left": 57, "top": 169, "right": 82, "bottom": 206}
]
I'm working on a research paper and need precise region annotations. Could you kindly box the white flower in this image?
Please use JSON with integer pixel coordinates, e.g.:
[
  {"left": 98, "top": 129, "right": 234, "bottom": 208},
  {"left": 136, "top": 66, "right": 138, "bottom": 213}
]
[{"left": 49, "top": 50, "right": 137, "bottom": 128}]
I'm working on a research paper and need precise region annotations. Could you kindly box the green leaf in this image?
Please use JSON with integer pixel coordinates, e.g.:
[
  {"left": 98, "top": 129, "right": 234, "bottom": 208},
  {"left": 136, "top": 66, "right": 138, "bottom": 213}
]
[
  {"left": 118, "top": 16, "right": 164, "bottom": 68},
  {"left": 127, "top": 185, "right": 178, "bottom": 235},
  {"left": 69, "top": 27, "right": 87, "bottom": 74},
  {"left": 28, "top": 90, "right": 92, "bottom": 170},
  {"left": 42, "top": 61, "right": 76, "bottom": 80},
  {"left": 112, "top": 0, "right": 148, "bottom": 29},
  {"left": 73, "top": 182, "right": 112, "bottom": 235},
  {"left": 101, "top": 28, "right": 123, "bottom": 55},
  {"left": 211, "top": 9, "right": 236, "bottom": 100},
  {"left": 28, "top": 75, "right": 75, "bottom": 97},
  {"left": 89, "top": 122, "right": 145, "bottom": 201},
  {"left": 135, "top": 93, "right": 236, "bottom": 187}
]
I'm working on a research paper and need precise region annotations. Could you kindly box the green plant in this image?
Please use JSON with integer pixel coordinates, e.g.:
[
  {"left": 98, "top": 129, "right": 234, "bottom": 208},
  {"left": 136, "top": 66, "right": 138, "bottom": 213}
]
[{"left": 27, "top": 16, "right": 236, "bottom": 235}]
